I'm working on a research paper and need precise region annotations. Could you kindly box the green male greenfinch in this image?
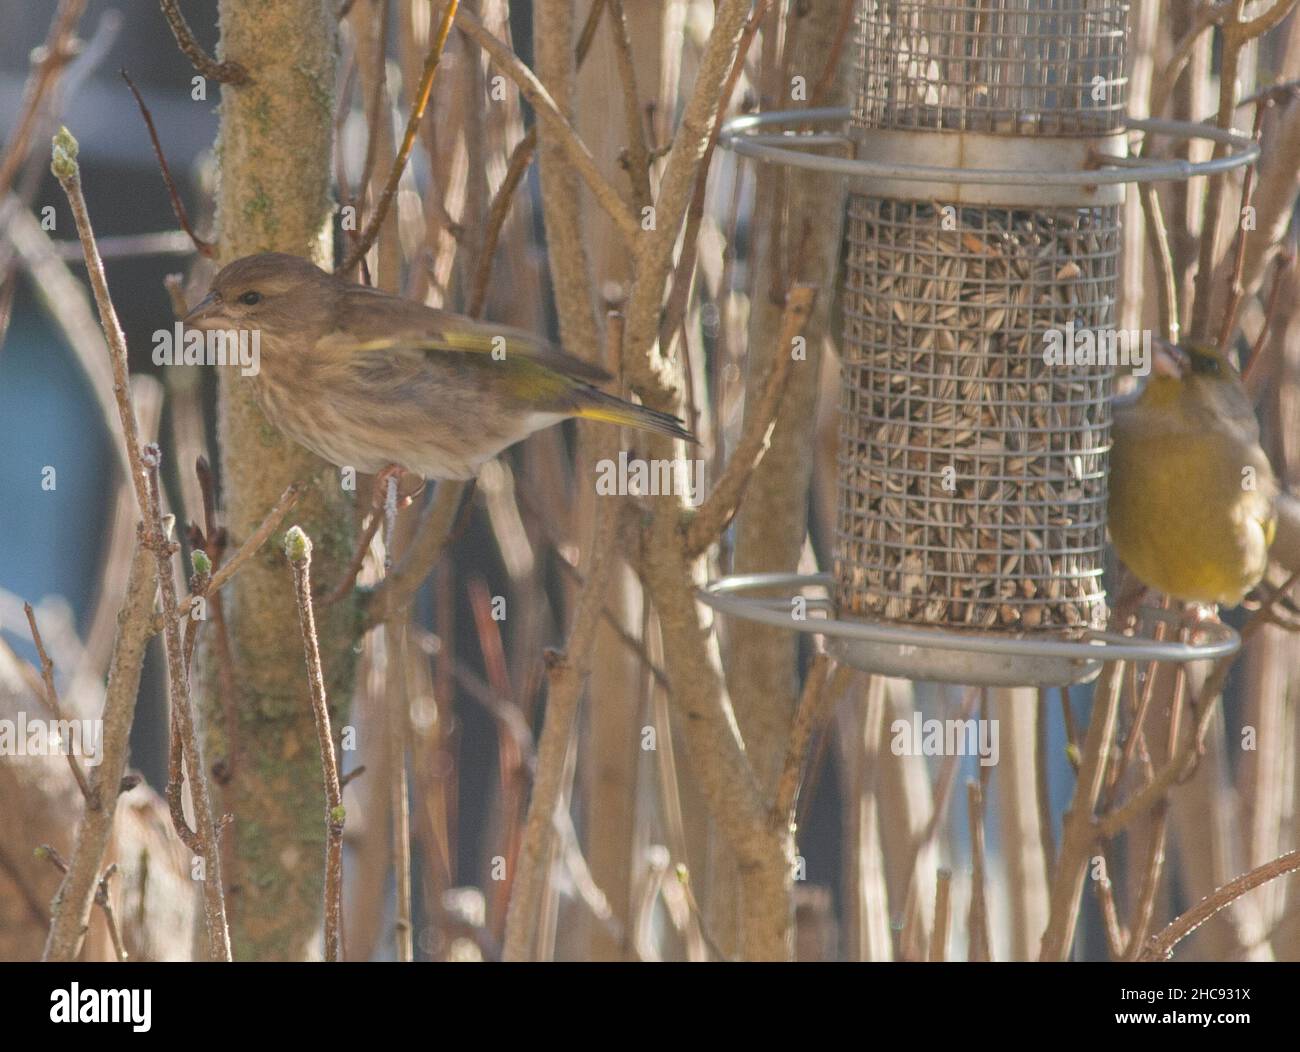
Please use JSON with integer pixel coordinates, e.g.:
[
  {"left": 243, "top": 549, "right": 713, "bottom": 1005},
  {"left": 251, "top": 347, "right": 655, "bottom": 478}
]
[{"left": 1108, "top": 341, "right": 1276, "bottom": 606}]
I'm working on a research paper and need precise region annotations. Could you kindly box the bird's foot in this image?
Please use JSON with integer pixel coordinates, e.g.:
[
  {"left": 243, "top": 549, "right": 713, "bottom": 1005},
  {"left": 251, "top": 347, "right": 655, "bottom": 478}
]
[
  {"left": 1179, "top": 602, "right": 1221, "bottom": 642},
  {"left": 1111, "top": 574, "right": 1149, "bottom": 629}
]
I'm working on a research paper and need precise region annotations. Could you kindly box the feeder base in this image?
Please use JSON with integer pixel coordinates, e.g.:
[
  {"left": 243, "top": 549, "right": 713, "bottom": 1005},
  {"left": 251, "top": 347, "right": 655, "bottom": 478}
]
[
  {"left": 826, "top": 631, "right": 1101, "bottom": 688},
  {"left": 698, "top": 572, "right": 1239, "bottom": 690}
]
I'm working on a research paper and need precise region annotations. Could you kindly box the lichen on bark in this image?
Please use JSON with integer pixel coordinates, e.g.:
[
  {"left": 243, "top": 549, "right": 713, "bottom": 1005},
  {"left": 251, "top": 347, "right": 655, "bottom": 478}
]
[{"left": 200, "top": 0, "right": 357, "bottom": 961}]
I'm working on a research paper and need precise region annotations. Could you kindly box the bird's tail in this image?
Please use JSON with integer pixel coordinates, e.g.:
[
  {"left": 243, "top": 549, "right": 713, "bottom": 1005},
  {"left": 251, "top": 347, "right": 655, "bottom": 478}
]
[{"left": 575, "top": 387, "right": 697, "bottom": 443}]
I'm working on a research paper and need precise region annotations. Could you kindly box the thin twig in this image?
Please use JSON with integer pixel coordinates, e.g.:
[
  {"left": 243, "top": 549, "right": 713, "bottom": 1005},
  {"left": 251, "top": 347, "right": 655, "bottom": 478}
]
[
  {"left": 1104, "top": 616, "right": 1172, "bottom": 811},
  {"left": 285, "top": 527, "right": 346, "bottom": 962},
  {"left": 22, "top": 603, "right": 92, "bottom": 803},
  {"left": 453, "top": 6, "right": 640, "bottom": 247},
  {"left": 363, "top": 480, "right": 466, "bottom": 629},
  {"left": 165, "top": 701, "right": 202, "bottom": 855},
  {"left": 0, "top": 0, "right": 85, "bottom": 202},
  {"left": 1238, "top": 78, "right": 1300, "bottom": 109},
  {"left": 516, "top": 489, "right": 672, "bottom": 688},
  {"left": 808, "top": 0, "right": 855, "bottom": 108},
  {"left": 1215, "top": 99, "right": 1268, "bottom": 351},
  {"left": 1244, "top": 249, "right": 1295, "bottom": 390},
  {"left": 1124, "top": 802, "right": 1172, "bottom": 959},
  {"left": 1039, "top": 660, "right": 1124, "bottom": 960},
  {"left": 1034, "top": 689, "right": 1057, "bottom": 879},
  {"left": 1096, "top": 866, "right": 1128, "bottom": 959},
  {"left": 674, "top": 864, "right": 731, "bottom": 962},
  {"left": 1140, "top": 849, "right": 1300, "bottom": 960},
  {"left": 320, "top": 469, "right": 414, "bottom": 605},
  {"left": 386, "top": 614, "right": 413, "bottom": 961},
  {"left": 94, "top": 865, "right": 127, "bottom": 962},
  {"left": 153, "top": 481, "right": 304, "bottom": 634},
  {"left": 38, "top": 849, "right": 127, "bottom": 961},
  {"left": 341, "top": 0, "right": 460, "bottom": 274},
  {"left": 467, "top": 133, "right": 535, "bottom": 318},
  {"left": 41, "top": 538, "right": 154, "bottom": 962},
  {"left": 622, "top": 0, "right": 754, "bottom": 412},
  {"left": 606, "top": 0, "right": 653, "bottom": 210},
  {"left": 169, "top": 534, "right": 205, "bottom": 854},
  {"left": 51, "top": 129, "right": 150, "bottom": 522},
  {"left": 320, "top": 508, "right": 383, "bottom": 606},
  {"left": 53, "top": 230, "right": 195, "bottom": 261},
  {"left": 466, "top": 0, "right": 608, "bottom": 321},
  {"left": 771, "top": 654, "right": 838, "bottom": 831},
  {"left": 1190, "top": 0, "right": 1300, "bottom": 340},
  {"left": 658, "top": 0, "right": 769, "bottom": 355},
  {"left": 1146, "top": 1, "right": 1227, "bottom": 127},
  {"left": 502, "top": 314, "right": 627, "bottom": 961},
  {"left": 685, "top": 284, "right": 816, "bottom": 556},
  {"left": 120, "top": 69, "right": 214, "bottom": 257},
  {"left": 143, "top": 447, "right": 232, "bottom": 960},
  {"left": 159, "top": 0, "right": 249, "bottom": 84},
  {"left": 929, "top": 869, "right": 952, "bottom": 962},
  {"left": 51, "top": 127, "right": 229, "bottom": 957},
  {"left": 966, "top": 781, "right": 991, "bottom": 962},
  {"left": 1139, "top": 182, "right": 1179, "bottom": 343},
  {"left": 351, "top": 0, "right": 391, "bottom": 218},
  {"left": 1096, "top": 580, "right": 1300, "bottom": 840}
]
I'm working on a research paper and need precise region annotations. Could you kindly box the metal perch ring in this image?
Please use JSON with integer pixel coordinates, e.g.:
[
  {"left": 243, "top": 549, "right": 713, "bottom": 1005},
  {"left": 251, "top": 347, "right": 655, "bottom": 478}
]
[
  {"left": 719, "top": 107, "right": 1260, "bottom": 188},
  {"left": 698, "top": 574, "right": 1241, "bottom": 688}
]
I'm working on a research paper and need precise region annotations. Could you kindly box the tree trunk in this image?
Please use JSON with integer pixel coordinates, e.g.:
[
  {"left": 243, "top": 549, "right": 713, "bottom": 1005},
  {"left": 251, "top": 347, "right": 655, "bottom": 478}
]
[{"left": 202, "top": 0, "right": 356, "bottom": 961}]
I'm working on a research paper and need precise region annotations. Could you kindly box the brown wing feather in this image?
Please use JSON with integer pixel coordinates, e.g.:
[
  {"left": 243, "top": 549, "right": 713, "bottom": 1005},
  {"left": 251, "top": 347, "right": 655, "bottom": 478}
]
[{"left": 328, "top": 285, "right": 612, "bottom": 384}]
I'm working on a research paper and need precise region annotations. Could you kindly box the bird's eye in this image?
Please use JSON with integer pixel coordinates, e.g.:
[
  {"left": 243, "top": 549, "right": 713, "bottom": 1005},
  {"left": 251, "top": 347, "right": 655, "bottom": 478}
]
[
  {"left": 238, "top": 291, "right": 262, "bottom": 306},
  {"left": 1189, "top": 352, "right": 1221, "bottom": 377}
]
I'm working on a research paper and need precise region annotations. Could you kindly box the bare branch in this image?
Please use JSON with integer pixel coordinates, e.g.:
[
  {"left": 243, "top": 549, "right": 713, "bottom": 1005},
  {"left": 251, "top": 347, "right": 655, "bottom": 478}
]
[
  {"left": 606, "top": 0, "right": 653, "bottom": 210},
  {"left": 966, "top": 781, "right": 991, "bottom": 961},
  {"left": 930, "top": 870, "right": 952, "bottom": 962},
  {"left": 467, "top": 132, "right": 534, "bottom": 319},
  {"left": 143, "top": 447, "right": 232, "bottom": 960},
  {"left": 623, "top": 0, "right": 754, "bottom": 408},
  {"left": 1039, "top": 659, "right": 1124, "bottom": 960},
  {"left": 0, "top": 0, "right": 85, "bottom": 201},
  {"left": 686, "top": 285, "right": 817, "bottom": 556},
  {"left": 159, "top": 0, "right": 249, "bottom": 85},
  {"left": 770, "top": 654, "right": 846, "bottom": 831},
  {"left": 503, "top": 314, "right": 628, "bottom": 961},
  {"left": 1190, "top": 0, "right": 1300, "bottom": 339},
  {"left": 465, "top": 0, "right": 606, "bottom": 320},
  {"left": 340, "top": 0, "right": 461, "bottom": 274},
  {"left": 50, "top": 127, "right": 230, "bottom": 959},
  {"left": 153, "top": 480, "right": 305, "bottom": 634},
  {"left": 453, "top": 6, "right": 641, "bottom": 247},
  {"left": 120, "top": 69, "right": 214, "bottom": 257},
  {"left": 42, "top": 539, "right": 155, "bottom": 961},
  {"left": 285, "top": 527, "right": 346, "bottom": 962},
  {"left": 659, "top": 0, "right": 769, "bottom": 355},
  {"left": 1140, "top": 849, "right": 1300, "bottom": 960},
  {"left": 21, "top": 604, "right": 92, "bottom": 803}
]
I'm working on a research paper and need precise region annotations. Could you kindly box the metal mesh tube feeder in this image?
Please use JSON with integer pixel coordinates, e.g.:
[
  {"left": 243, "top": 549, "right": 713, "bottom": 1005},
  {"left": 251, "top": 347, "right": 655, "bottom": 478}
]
[{"left": 709, "top": 1, "right": 1258, "bottom": 687}]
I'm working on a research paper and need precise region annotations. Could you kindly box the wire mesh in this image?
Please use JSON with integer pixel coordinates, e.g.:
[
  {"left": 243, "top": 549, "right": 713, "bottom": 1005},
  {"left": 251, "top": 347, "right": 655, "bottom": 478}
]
[
  {"left": 835, "top": 197, "right": 1118, "bottom": 632},
  {"left": 853, "top": 0, "right": 1129, "bottom": 135}
]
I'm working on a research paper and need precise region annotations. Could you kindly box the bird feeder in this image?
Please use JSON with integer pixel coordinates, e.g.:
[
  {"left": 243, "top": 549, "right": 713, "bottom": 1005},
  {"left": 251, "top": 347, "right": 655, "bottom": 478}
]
[{"left": 707, "top": 0, "right": 1256, "bottom": 686}]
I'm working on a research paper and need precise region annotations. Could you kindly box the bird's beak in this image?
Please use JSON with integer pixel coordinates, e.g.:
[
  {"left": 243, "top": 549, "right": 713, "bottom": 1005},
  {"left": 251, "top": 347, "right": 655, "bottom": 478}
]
[
  {"left": 1152, "top": 341, "right": 1188, "bottom": 379},
  {"left": 183, "top": 291, "right": 227, "bottom": 329}
]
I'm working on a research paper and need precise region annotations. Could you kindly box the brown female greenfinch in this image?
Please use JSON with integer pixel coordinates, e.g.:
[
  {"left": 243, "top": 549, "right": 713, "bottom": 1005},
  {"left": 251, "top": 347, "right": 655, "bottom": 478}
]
[
  {"left": 1108, "top": 340, "right": 1276, "bottom": 606},
  {"left": 183, "top": 253, "right": 693, "bottom": 479}
]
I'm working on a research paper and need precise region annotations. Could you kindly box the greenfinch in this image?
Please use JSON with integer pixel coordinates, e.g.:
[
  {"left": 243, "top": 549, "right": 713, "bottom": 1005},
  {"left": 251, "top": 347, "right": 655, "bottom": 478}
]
[
  {"left": 1108, "top": 340, "right": 1276, "bottom": 606},
  {"left": 183, "top": 253, "right": 693, "bottom": 480}
]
